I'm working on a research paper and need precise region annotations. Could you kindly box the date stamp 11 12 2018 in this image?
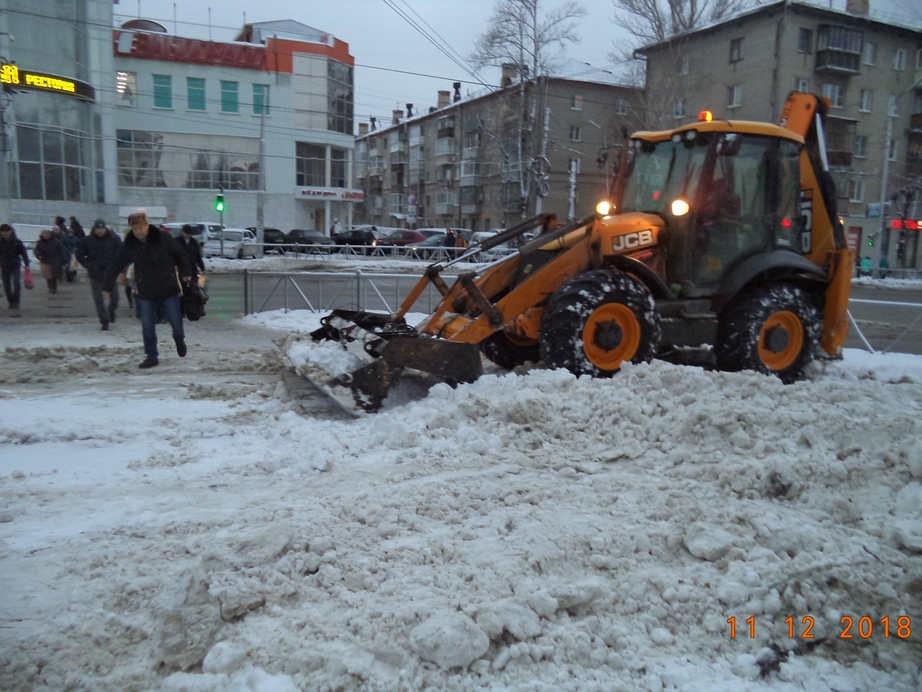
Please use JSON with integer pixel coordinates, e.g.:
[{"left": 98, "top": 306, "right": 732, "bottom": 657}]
[{"left": 728, "top": 615, "right": 912, "bottom": 640}]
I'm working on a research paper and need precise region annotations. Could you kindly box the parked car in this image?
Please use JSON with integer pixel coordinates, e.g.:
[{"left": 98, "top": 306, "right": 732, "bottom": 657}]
[
  {"left": 201, "top": 228, "right": 257, "bottom": 259},
  {"left": 161, "top": 222, "right": 222, "bottom": 245},
  {"left": 404, "top": 234, "right": 465, "bottom": 260},
  {"left": 247, "top": 227, "right": 288, "bottom": 254},
  {"left": 335, "top": 228, "right": 380, "bottom": 255},
  {"left": 286, "top": 229, "right": 335, "bottom": 251},
  {"left": 377, "top": 229, "right": 428, "bottom": 250},
  {"left": 416, "top": 228, "right": 448, "bottom": 239}
]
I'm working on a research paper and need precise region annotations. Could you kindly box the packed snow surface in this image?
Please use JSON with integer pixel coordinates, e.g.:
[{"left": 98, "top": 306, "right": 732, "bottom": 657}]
[{"left": 1, "top": 308, "right": 920, "bottom": 691}]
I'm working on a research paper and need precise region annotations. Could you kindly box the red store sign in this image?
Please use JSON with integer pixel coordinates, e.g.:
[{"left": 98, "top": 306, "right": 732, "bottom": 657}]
[{"left": 115, "top": 31, "right": 267, "bottom": 70}]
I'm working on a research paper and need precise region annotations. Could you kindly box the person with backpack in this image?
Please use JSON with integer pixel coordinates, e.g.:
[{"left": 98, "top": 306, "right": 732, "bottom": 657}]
[
  {"left": 33, "top": 228, "right": 68, "bottom": 294},
  {"left": 75, "top": 220, "right": 122, "bottom": 330},
  {"left": 0, "top": 224, "right": 31, "bottom": 310}
]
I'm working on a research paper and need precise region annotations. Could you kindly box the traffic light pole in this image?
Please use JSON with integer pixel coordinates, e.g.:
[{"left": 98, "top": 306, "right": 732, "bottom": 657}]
[{"left": 217, "top": 185, "right": 225, "bottom": 256}]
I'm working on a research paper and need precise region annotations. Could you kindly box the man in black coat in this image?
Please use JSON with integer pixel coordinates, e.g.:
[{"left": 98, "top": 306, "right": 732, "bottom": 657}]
[
  {"left": 76, "top": 219, "right": 122, "bottom": 330},
  {"left": 0, "top": 224, "right": 31, "bottom": 309},
  {"left": 103, "top": 212, "right": 192, "bottom": 369},
  {"left": 178, "top": 224, "right": 206, "bottom": 281}
]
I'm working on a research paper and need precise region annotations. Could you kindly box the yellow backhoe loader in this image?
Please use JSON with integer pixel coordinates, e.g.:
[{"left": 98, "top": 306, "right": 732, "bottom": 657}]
[{"left": 311, "top": 91, "right": 853, "bottom": 411}]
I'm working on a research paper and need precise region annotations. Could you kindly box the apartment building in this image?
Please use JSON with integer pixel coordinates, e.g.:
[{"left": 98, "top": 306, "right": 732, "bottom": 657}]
[
  {"left": 637, "top": 0, "right": 922, "bottom": 269},
  {"left": 354, "top": 65, "right": 644, "bottom": 233},
  {"left": 0, "top": 1, "right": 361, "bottom": 233}
]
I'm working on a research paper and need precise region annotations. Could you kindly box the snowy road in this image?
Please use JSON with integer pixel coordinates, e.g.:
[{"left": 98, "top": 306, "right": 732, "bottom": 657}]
[{"left": 0, "top": 311, "right": 920, "bottom": 691}]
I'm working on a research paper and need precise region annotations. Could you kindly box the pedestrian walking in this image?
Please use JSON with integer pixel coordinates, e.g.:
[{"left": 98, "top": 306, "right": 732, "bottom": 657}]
[
  {"left": 53, "top": 219, "right": 78, "bottom": 283},
  {"left": 33, "top": 229, "right": 68, "bottom": 294},
  {"left": 177, "top": 224, "right": 205, "bottom": 281},
  {"left": 75, "top": 219, "right": 122, "bottom": 330},
  {"left": 103, "top": 212, "right": 192, "bottom": 369},
  {"left": 0, "top": 223, "right": 31, "bottom": 310},
  {"left": 69, "top": 216, "right": 86, "bottom": 239}
]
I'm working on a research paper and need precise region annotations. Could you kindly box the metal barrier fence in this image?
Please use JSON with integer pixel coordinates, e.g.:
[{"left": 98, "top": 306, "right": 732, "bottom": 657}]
[
  {"left": 243, "top": 269, "right": 440, "bottom": 316},
  {"left": 264, "top": 243, "right": 512, "bottom": 262},
  {"left": 848, "top": 298, "right": 922, "bottom": 354}
]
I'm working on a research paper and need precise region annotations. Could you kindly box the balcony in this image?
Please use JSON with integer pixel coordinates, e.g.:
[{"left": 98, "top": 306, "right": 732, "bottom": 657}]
[
  {"left": 826, "top": 150, "right": 853, "bottom": 168},
  {"left": 911, "top": 113, "right": 922, "bottom": 133},
  {"left": 815, "top": 50, "right": 860, "bottom": 74}
]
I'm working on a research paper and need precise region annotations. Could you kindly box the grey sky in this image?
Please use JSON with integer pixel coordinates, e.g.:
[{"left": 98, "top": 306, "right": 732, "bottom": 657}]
[{"left": 117, "top": 0, "right": 920, "bottom": 132}]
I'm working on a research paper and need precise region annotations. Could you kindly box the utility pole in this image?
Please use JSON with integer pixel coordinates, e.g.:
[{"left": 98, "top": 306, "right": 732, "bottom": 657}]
[
  {"left": 534, "top": 105, "right": 550, "bottom": 215},
  {"left": 0, "top": 29, "right": 12, "bottom": 223},
  {"left": 255, "top": 87, "right": 267, "bottom": 258},
  {"left": 874, "top": 115, "right": 892, "bottom": 278}
]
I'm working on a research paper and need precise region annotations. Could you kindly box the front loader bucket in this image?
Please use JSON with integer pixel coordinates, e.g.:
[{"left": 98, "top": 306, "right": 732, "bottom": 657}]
[
  {"left": 310, "top": 309, "right": 410, "bottom": 345},
  {"left": 333, "top": 335, "right": 483, "bottom": 411}
]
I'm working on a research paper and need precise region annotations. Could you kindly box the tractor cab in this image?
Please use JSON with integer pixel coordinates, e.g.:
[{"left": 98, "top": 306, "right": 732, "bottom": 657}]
[{"left": 618, "top": 123, "right": 803, "bottom": 297}]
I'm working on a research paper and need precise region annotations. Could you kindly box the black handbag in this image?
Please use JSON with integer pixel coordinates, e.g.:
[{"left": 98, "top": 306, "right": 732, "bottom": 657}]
[{"left": 181, "top": 281, "right": 208, "bottom": 321}]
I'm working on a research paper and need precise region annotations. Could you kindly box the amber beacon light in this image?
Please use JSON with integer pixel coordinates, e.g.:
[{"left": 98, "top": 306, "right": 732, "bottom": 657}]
[{"left": 698, "top": 110, "right": 713, "bottom": 122}]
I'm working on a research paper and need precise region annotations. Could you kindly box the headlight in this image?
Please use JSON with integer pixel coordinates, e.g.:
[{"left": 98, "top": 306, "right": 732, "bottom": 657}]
[
  {"left": 671, "top": 199, "right": 690, "bottom": 216},
  {"left": 596, "top": 200, "right": 613, "bottom": 216}
]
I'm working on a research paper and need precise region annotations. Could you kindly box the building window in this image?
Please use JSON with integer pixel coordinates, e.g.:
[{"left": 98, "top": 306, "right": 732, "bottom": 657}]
[
  {"left": 854, "top": 134, "right": 868, "bottom": 158},
  {"left": 152, "top": 74, "right": 172, "bottom": 109},
  {"left": 822, "top": 82, "right": 845, "bottom": 109},
  {"left": 727, "top": 84, "right": 742, "bottom": 109},
  {"left": 116, "top": 71, "right": 136, "bottom": 106},
  {"left": 680, "top": 54, "right": 689, "bottom": 74},
  {"left": 331, "top": 148, "right": 346, "bottom": 188},
  {"left": 221, "top": 81, "right": 239, "bottom": 113},
  {"left": 863, "top": 41, "right": 876, "bottom": 65},
  {"left": 673, "top": 97, "right": 686, "bottom": 119},
  {"left": 571, "top": 94, "right": 582, "bottom": 110},
  {"left": 328, "top": 60, "right": 354, "bottom": 135},
  {"left": 797, "top": 28, "right": 812, "bottom": 54},
  {"left": 116, "top": 129, "right": 259, "bottom": 190},
  {"left": 888, "top": 139, "right": 896, "bottom": 162},
  {"left": 568, "top": 158, "right": 581, "bottom": 174},
  {"left": 859, "top": 89, "right": 872, "bottom": 112},
  {"left": 893, "top": 48, "right": 907, "bottom": 71},
  {"left": 888, "top": 93, "right": 900, "bottom": 117},
  {"left": 253, "top": 84, "right": 269, "bottom": 116},
  {"left": 16, "top": 125, "right": 88, "bottom": 202},
  {"left": 187, "top": 77, "right": 205, "bottom": 111},
  {"left": 795, "top": 77, "right": 809, "bottom": 93},
  {"left": 569, "top": 126, "right": 581, "bottom": 142},
  {"left": 295, "top": 142, "right": 326, "bottom": 187},
  {"left": 615, "top": 98, "right": 629, "bottom": 115},
  {"left": 848, "top": 179, "right": 864, "bottom": 202},
  {"left": 729, "top": 38, "right": 743, "bottom": 63}
]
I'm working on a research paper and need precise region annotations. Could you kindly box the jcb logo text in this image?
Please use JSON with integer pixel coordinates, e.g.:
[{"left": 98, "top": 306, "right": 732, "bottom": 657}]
[{"left": 612, "top": 230, "right": 654, "bottom": 252}]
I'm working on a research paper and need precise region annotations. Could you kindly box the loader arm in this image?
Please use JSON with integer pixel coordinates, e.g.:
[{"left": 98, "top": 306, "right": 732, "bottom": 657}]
[{"left": 778, "top": 91, "right": 853, "bottom": 357}]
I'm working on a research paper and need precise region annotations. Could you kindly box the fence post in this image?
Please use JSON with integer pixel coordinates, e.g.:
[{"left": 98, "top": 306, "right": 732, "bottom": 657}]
[
  {"left": 243, "top": 269, "right": 249, "bottom": 316},
  {"left": 356, "top": 269, "right": 363, "bottom": 309}
]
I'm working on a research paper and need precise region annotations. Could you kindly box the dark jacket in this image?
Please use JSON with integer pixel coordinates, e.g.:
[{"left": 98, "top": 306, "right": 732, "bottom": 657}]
[
  {"left": 34, "top": 235, "right": 69, "bottom": 269},
  {"left": 177, "top": 236, "right": 205, "bottom": 276},
  {"left": 76, "top": 230, "right": 123, "bottom": 282},
  {"left": 104, "top": 228, "right": 192, "bottom": 300},
  {"left": 0, "top": 230, "right": 30, "bottom": 270},
  {"left": 69, "top": 219, "right": 86, "bottom": 238}
]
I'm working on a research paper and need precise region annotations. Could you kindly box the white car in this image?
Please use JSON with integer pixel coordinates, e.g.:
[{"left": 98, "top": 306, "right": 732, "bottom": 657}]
[{"left": 202, "top": 228, "right": 257, "bottom": 259}]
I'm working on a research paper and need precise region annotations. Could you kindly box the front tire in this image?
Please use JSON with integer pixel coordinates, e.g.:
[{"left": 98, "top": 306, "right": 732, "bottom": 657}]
[
  {"left": 715, "top": 283, "right": 819, "bottom": 383},
  {"left": 481, "top": 330, "right": 541, "bottom": 370},
  {"left": 539, "top": 269, "right": 661, "bottom": 377}
]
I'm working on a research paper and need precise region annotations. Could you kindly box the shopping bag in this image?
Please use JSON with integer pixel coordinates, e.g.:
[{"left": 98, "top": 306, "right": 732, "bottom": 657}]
[
  {"left": 23, "top": 267, "right": 34, "bottom": 290},
  {"left": 181, "top": 281, "right": 207, "bottom": 321}
]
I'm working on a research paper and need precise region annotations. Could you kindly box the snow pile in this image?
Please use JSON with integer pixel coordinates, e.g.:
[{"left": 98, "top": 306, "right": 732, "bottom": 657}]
[{"left": 0, "top": 312, "right": 920, "bottom": 691}]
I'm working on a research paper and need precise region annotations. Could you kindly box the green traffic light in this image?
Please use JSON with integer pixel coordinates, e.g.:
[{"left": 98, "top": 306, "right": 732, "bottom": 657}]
[
  {"left": 867, "top": 238, "right": 873, "bottom": 246},
  {"left": 215, "top": 194, "right": 225, "bottom": 212}
]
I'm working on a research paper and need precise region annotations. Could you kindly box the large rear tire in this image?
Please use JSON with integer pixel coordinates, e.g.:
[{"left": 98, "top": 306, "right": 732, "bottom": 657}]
[
  {"left": 715, "top": 283, "right": 819, "bottom": 383},
  {"left": 539, "top": 269, "right": 661, "bottom": 377},
  {"left": 480, "top": 331, "right": 541, "bottom": 370}
]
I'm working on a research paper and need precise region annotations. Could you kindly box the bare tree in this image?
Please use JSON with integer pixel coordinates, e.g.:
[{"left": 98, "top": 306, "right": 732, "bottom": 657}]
[
  {"left": 470, "top": 0, "right": 588, "bottom": 218},
  {"left": 610, "top": 0, "right": 750, "bottom": 61},
  {"left": 470, "top": 0, "right": 588, "bottom": 79}
]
